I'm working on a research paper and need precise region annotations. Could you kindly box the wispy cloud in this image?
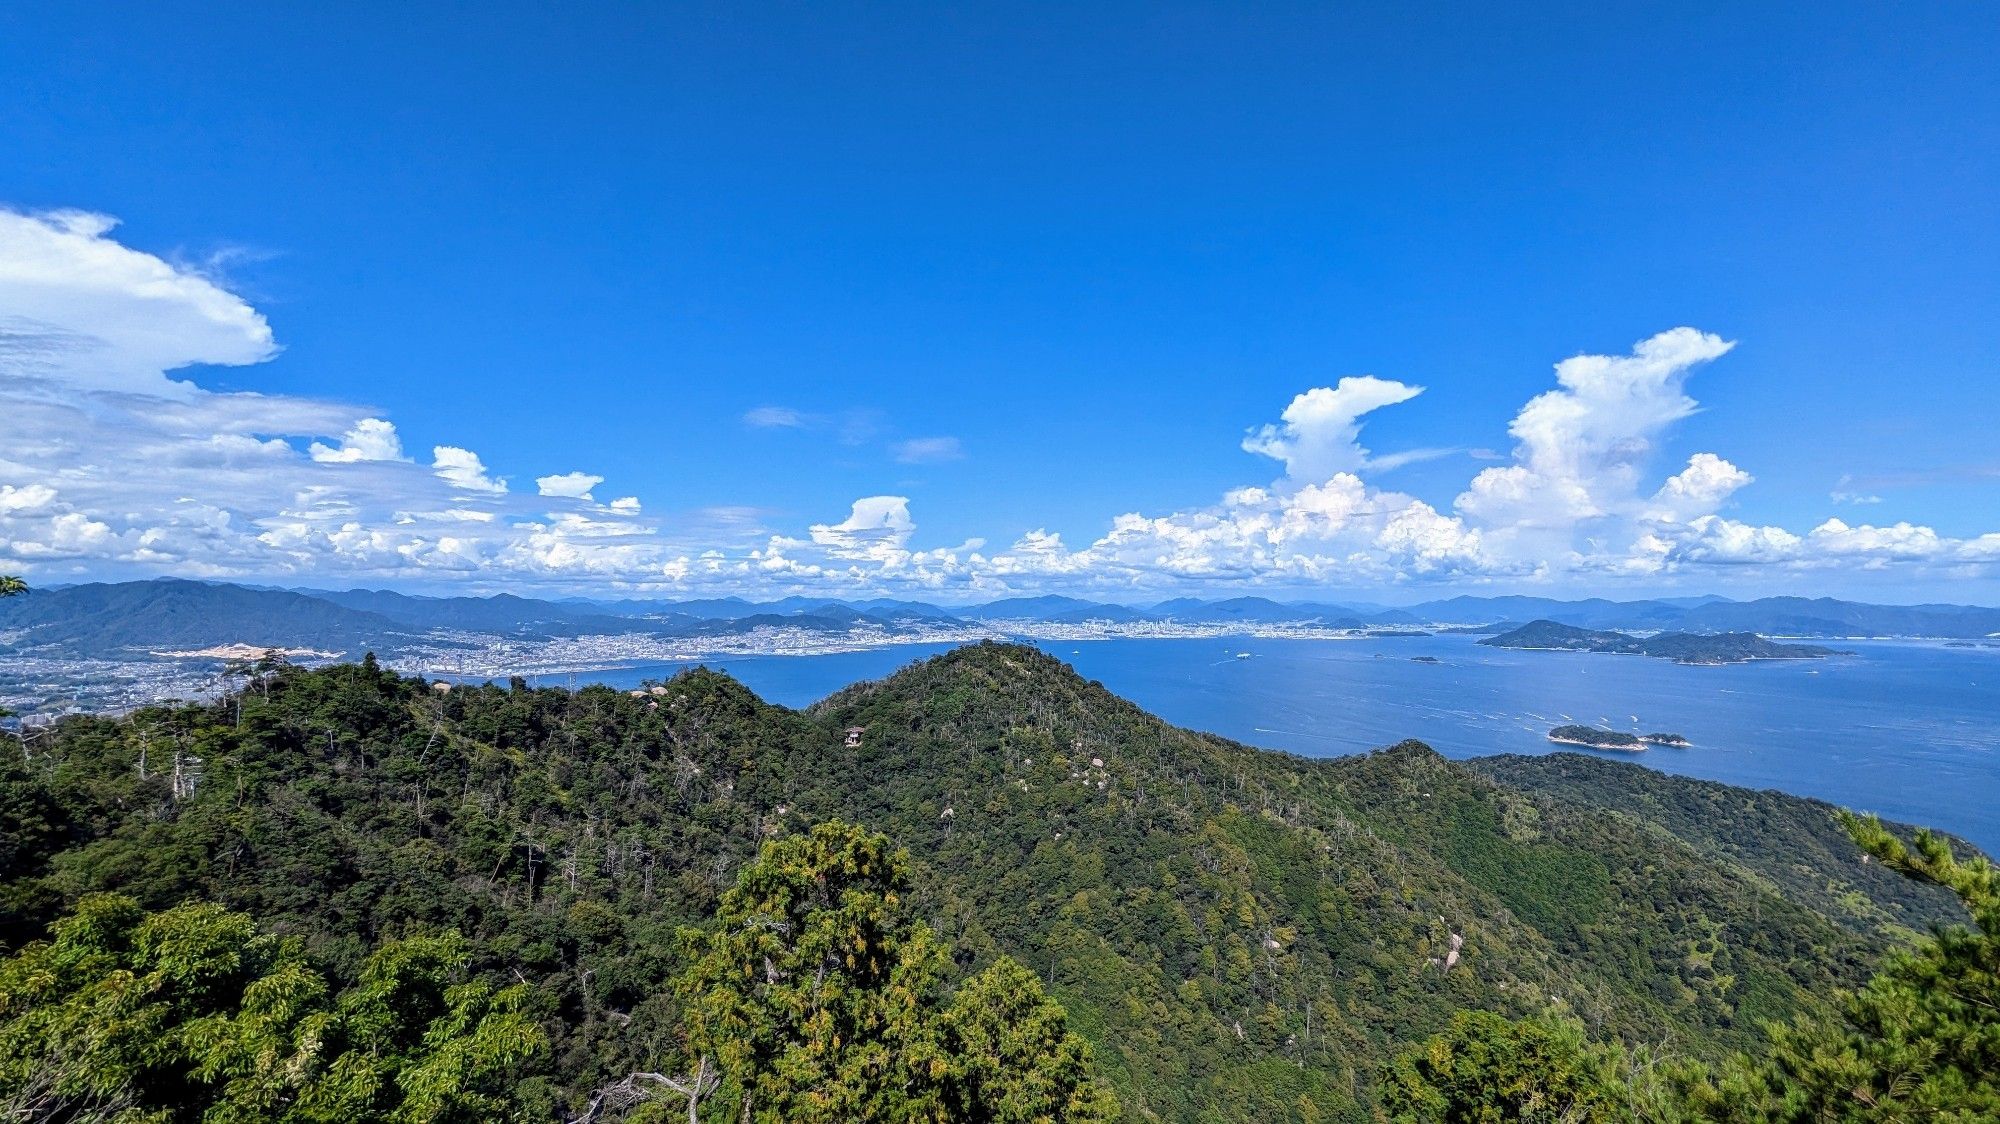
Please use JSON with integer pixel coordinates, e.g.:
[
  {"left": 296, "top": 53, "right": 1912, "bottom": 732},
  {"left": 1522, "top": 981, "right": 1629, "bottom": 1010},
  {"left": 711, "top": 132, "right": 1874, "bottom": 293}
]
[
  {"left": 743, "top": 405, "right": 809, "bottom": 428},
  {"left": 893, "top": 436, "right": 965, "bottom": 464},
  {"left": 1833, "top": 465, "right": 2000, "bottom": 494},
  {"left": 744, "top": 404, "right": 884, "bottom": 446},
  {"left": 1365, "top": 447, "right": 1460, "bottom": 473},
  {"left": 1831, "top": 476, "right": 1884, "bottom": 506}
]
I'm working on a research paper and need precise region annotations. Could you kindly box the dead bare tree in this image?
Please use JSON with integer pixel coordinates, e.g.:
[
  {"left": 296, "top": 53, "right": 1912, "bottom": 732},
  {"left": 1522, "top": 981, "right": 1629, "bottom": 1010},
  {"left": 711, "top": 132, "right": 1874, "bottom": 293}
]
[{"left": 567, "top": 1056, "right": 716, "bottom": 1124}]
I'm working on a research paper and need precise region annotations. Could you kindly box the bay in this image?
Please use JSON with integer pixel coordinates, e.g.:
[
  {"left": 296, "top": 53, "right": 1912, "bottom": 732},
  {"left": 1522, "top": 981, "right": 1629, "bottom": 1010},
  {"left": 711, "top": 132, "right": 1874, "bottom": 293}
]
[{"left": 569, "top": 633, "right": 2000, "bottom": 850}]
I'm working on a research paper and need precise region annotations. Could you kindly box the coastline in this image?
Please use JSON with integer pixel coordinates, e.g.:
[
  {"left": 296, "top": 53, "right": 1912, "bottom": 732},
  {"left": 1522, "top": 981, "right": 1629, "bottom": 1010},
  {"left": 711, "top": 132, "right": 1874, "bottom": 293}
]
[{"left": 8, "top": 632, "right": 1996, "bottom": 850}]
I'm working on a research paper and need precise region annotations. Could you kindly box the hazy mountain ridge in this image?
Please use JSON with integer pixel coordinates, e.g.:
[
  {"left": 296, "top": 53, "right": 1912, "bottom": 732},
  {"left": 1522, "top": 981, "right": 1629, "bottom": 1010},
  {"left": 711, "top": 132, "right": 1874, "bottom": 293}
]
[
  {"left": 308, "top": 587, "right": 694, "bottom": 637},
  {"left": 0, "top": 580, "right": 950, "bottom": 660},
  {"left": 4, "top": 580, "right": 1996, "bottom": 666},
  {"left": 0, "top": 579, "right": 420, "bottom": 656}
]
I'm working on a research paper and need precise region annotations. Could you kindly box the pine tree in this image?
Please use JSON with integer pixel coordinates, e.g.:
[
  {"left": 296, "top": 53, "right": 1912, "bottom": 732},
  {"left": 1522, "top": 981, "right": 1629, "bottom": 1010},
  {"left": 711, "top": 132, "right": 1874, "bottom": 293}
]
[
  {"left": 658, "top": 822, "right": 1115, "bottom": 1124},
  {"left": 941, "top": 957, "right": 1117, "bottom": 1123},
  {"left": 676, "top": 822, "right": 952, "bottom": 1123}
]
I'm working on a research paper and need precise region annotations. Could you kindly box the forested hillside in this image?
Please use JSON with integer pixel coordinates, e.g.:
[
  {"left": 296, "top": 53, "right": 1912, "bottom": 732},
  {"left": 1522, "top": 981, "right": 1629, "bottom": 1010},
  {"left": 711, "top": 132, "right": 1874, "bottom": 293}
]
[
  {"left": 1467, "top": 753, "right": 1974, "bottom": 939},
  {"left": 0, "top": 643, "right": 1978, "bottom": 1121}
]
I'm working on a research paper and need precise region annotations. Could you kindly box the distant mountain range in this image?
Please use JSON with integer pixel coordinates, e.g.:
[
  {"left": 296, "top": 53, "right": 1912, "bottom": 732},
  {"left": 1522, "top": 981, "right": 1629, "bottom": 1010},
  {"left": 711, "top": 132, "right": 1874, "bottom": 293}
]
[
  {"left": 4, "top": 579, "right": 1998, "bottom": 661},
  {"left": 0, "top": 580, "right": 422, "bottom": 657}
]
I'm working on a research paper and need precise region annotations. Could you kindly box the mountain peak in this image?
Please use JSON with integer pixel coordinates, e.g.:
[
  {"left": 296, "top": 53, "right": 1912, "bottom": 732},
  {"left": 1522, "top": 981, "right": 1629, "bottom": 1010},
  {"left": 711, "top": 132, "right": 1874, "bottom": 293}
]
[{"left": 818, "top": 640, "right": 1092, "bottom": 707}]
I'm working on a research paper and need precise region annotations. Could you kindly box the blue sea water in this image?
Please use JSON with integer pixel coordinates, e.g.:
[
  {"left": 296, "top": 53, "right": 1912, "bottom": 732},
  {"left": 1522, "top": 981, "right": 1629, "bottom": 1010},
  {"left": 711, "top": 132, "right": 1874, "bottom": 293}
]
[{"left": 573, "top": 634, "right": 2000, "bottom": 850}]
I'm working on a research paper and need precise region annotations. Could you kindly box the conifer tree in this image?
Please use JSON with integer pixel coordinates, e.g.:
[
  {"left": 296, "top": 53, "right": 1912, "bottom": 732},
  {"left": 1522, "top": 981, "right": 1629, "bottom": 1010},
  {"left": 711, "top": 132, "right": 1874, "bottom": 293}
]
[
  {"left": 941, "top": 957, "right": 1117, "bottom": 1124},
  {"left": 677, "top": 822, "right": 952, "bottom": 1123},
  {"left": 665, "top": 822, "right": 1115, "bottom": 1124}
]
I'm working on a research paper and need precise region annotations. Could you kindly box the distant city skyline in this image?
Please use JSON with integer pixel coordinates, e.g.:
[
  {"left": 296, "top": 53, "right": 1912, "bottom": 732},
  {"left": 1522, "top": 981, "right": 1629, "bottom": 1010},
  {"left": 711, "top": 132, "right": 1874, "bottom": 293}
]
[{"left": 3, "top": 5, "right": 1997, "bottom": 600}]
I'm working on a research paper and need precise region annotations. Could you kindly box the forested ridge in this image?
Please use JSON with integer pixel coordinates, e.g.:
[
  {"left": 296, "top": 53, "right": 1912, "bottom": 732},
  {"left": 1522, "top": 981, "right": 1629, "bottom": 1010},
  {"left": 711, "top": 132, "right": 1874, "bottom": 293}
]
[{"left": 0, "top": 641, "right": 1987, "bottom": 1121}]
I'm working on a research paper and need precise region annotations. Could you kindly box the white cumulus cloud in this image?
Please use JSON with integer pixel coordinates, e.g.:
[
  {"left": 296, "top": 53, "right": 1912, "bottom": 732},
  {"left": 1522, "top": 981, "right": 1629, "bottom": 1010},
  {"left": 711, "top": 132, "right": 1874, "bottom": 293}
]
[
  {"left": 536, "top": 471, "right": 603, "bottom": 499},
  {"left": 1648, "top": 453, "right": 1753, "bottom": 522},
  {"left": 432, "top": 446, "right": 508, "bottom": 494},
  {"left": 309, "top": 417, "right": 406, "bottom": 463},
  {"left": 810, "top": 496, "right": 917, "bottom": 555},
  {"left": 0, "top": 483, "right": 59, "bottom": 513},
  {"left": 1242, "top": 376, "right": 1424, "bottom": 481},
  {"left": 0, "top": 208, "right": 276, "bottom": 397},
  {"left": 1460, "top": 328, "right": 1732, "bottom": 526}
]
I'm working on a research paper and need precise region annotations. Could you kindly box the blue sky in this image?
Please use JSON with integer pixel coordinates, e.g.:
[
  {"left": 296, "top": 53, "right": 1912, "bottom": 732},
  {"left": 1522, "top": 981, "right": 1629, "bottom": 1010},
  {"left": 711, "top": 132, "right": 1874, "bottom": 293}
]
[{"left": 2, "top": 3, "right": 1997, "bottom": 601}]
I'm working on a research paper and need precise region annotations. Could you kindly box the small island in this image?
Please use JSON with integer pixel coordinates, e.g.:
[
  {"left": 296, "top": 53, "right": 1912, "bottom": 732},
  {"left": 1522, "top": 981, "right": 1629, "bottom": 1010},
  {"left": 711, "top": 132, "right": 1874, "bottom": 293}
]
[
  {"left": 1481, "top": 620, "right": 1843, "bottom": 665},
  {"left": 1548, "top": 724, "right": 1646, "bottom": 751},
  {"left": 1410, "top": 655, "right": 1441, "bottom": 664},
  {"left": 1640, "top": 732, "right": 1692, "bottom": 747}
]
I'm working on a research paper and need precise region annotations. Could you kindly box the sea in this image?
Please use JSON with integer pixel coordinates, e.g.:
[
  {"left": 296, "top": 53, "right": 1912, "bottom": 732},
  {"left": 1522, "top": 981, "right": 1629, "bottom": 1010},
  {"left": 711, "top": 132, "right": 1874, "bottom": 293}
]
[{"left": 565, "top": 633, "right": 2000, "bottom": 851}]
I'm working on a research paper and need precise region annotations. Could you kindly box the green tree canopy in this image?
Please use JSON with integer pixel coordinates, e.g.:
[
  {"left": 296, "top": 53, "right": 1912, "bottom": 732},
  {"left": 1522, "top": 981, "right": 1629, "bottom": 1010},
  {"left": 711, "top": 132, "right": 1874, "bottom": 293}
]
[
  {"left": 1378, "top": 1009, "right": 1637, "bottom": 1124},
  {"left": 664, "top": 821, "right": 1113, "bottom": 1124},
  {"left": 676, "top": 821, "right": 952, "bottom": 1122},
  {"left": 940, "top": 956, "right": 1117, "bottom": 1124},
  {"left": 1675, "top": 814, "right": 2000, "bottom": 1123},
  {"left": 0, "top": 894, "right": 545, "bottom": 1124},
  {"left": 1386, "top": 811, "right": 2000, "bottom": 1124}
]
